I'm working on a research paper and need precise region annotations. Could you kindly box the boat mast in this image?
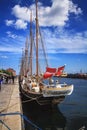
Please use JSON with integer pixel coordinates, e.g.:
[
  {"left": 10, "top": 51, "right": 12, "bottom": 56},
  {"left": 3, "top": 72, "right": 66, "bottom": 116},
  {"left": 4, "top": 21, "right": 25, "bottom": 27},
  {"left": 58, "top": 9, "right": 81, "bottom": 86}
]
[
  {"left": 25, "top": 37, "right": 29, "bottom": 76},
  {"left": 36, "top": 0, "right": 39, "bottom": 76},
  {"left": 29, "top": 11, "right": 33, "bottom": 76}
]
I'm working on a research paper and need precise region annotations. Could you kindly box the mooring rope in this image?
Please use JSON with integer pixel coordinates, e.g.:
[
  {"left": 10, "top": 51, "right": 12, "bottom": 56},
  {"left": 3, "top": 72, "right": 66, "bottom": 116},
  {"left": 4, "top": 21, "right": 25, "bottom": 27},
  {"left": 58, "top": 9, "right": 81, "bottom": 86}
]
[{"left": 20, "top": 87, "right": 43, "bottom": 103}]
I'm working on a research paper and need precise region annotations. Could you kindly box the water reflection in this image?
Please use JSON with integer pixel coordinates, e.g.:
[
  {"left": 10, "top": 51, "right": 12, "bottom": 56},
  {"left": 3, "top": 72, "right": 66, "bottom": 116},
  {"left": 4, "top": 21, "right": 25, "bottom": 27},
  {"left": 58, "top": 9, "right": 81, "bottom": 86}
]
[{"left": 22, "top": 102, "right": 66, "bottom": 130}]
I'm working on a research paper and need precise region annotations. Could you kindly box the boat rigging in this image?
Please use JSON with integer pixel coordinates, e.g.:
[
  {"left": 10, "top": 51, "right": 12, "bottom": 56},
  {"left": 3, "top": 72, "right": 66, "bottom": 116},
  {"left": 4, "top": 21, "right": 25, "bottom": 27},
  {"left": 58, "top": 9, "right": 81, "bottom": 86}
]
[{"left": 19, "top": 0, "right": 74, "bottom": 105}]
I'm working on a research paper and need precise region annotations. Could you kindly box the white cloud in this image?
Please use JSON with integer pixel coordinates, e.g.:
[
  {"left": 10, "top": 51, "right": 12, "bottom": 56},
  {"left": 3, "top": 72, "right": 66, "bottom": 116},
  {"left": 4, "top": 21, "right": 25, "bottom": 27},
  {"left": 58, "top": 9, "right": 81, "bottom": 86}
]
[
  {"left": 5, "top": 20, "right": 14, "bottom": 26},
  {"left": 0, "top": 34, "right": 25, "bottom": 53},
  {"left": 11, "top": 0, "right": 82, "bottom": 27},
  {"left": 6, "top": 31, "right": 18, "bottom": 39},
  {"left": 5, "top": 19, "right": 27, "bottom": 30},
  {"left": 69, "top": 1, "right": 82, "bottom": 15},
  {"left": 12, "top": 5, "right": 30, "bottom": 21},
  {"left": 15, "top": 19, "right": 27, "bottom": 29},
  {"left": 0, "top": 55, "right": 8, "bottom": 59},
  {"left": 0, "top": 29, "right": 87, "bottom": 54},
  {"left": 0, "top": 45, "right": 22, "bottom": 53},
  {"left": 3, "top": 0, "right": 85, "bottom": 54},
  {"left": 42, "top": 28, "right": 87, "bottom": 54}
]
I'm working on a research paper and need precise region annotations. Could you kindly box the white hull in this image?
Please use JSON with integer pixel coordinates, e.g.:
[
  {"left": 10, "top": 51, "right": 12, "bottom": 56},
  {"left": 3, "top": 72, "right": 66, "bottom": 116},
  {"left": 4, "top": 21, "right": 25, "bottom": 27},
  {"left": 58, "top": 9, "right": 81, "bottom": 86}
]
[{"left": 42, "top": 85, "right": 74, "bottom": 97}]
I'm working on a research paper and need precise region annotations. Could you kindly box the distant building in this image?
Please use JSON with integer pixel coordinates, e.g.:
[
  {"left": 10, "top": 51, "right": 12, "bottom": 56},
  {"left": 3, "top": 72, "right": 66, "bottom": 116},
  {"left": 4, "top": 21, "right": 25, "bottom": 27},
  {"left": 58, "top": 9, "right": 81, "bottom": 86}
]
[{"left": 6, "top": 68, "right": 16, "bottom": 76}]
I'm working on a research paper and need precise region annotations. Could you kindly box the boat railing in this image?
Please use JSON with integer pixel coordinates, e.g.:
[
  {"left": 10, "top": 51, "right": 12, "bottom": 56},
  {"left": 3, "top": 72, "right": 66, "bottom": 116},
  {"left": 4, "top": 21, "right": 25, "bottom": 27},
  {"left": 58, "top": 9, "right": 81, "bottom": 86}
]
[
  {"left": 41, "top": 81, "right": 67, "bottom": 88},
  {"left": 0, "top": 112, "right": 42, "bottom": 130}
]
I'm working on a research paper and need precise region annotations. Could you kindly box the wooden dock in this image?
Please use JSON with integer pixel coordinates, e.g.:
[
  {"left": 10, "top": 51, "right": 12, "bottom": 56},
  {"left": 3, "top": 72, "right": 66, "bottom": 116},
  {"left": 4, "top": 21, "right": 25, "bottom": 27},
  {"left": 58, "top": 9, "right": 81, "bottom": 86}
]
[{"left": 0, "top": 78, "right": 23, "bottom": 130}]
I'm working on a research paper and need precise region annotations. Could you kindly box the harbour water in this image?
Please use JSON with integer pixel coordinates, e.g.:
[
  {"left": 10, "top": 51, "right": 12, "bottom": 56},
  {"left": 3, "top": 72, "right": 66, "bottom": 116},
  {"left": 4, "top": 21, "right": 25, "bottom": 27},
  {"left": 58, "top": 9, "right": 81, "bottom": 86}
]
[{"left": 22, "top": 78, "right": 87, "bottom": 130}]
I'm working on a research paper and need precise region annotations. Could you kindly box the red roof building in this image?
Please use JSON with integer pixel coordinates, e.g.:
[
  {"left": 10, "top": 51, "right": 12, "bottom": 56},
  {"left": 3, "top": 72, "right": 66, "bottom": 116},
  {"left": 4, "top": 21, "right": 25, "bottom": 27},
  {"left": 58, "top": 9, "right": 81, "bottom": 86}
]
[{"left": 6, "top": 68, "right": 16, "bottom": 76}]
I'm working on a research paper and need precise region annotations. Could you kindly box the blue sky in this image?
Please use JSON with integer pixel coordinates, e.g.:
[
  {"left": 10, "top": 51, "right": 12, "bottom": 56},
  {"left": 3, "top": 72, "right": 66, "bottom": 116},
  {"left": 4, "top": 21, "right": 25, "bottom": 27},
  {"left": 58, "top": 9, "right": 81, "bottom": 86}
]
[{"left": 0, "top": 0, "right": 87, "bottom": 74}]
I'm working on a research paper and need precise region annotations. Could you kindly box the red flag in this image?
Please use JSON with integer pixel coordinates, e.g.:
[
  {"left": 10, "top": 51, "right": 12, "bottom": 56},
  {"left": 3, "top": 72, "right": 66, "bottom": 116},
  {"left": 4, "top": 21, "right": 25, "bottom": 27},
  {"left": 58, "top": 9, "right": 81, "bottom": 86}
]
[
  {"left": 46, "top": 67, "right": 56, "bottom": 73},
  {"left": 43, "top": 72, "right": 53, "bottom": 79},
  {"left": 43, "top": 65, "right": 65, "bottom": 79},
  {"left": 55, "top": 65, "right": 65, "bottom": 76},
  {"left": 43, "top": 67, "right": 56, "bottom": 79}
]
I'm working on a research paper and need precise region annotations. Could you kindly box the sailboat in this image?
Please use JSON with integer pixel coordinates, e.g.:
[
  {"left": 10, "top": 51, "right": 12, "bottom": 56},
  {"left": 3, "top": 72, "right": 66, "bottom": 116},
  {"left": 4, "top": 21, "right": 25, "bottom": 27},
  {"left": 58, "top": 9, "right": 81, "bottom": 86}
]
[{"left": 19, "top": 0, "right": 74, "bottom": 105}]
